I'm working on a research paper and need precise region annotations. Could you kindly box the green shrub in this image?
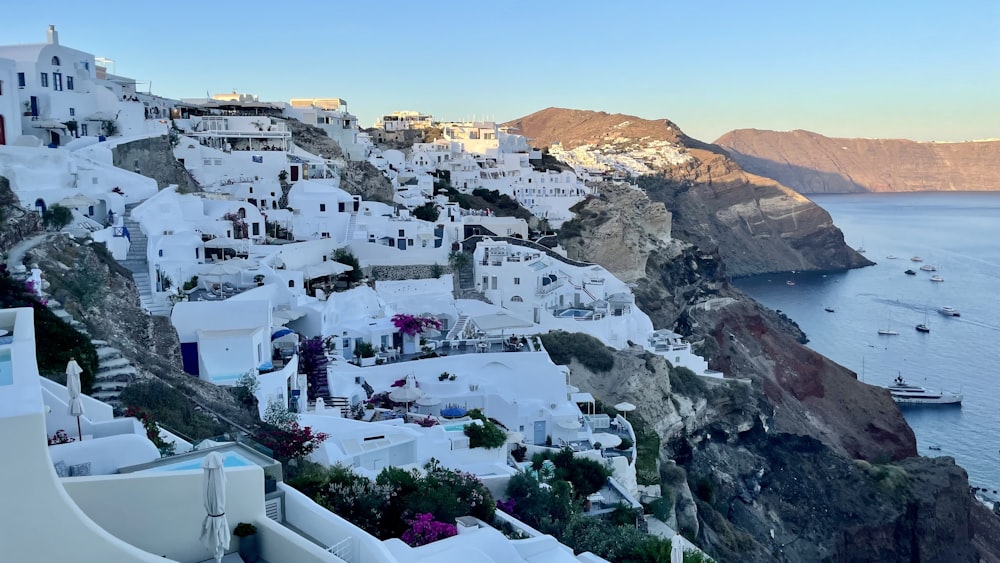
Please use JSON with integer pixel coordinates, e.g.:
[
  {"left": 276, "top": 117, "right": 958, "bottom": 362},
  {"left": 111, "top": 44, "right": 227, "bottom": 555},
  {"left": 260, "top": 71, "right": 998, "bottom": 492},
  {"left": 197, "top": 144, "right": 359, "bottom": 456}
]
[
  {"left": 464, "top": 419, "right": 507, "bottom": 449},
  {"left": 538, "top": 330, "right": 615, "bottom": 372},
  {"left": 332, "top": 248, "right": 363, "bottom": 282},
  {"left": 670, "top": 365, "right": 708, "bottom": 397},
  {"left": 43, "top": 205, "right": 73, "bottom": 229},
  {"left": 118, "top": 379, "right": 228, "bottom": 440},
  {"left": 413, "top": 202, "right": 439, "bottom": 222}
]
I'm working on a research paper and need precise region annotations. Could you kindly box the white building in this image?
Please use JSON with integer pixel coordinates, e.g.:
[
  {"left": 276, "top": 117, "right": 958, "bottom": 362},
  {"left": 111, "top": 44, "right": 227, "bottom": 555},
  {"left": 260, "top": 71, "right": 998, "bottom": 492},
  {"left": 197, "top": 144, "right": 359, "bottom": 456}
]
[
  {"left": 286, "top": 98, "right": 368, "bottom": 161},
  {"left": 0, "top": 57, "right": 24, "bottom": 145},
  {"left": 0, "top": 26, "right": 150, "bottom": 146},
  {"left": 286, "top": 180, "right": 358, "bottom": 242}
]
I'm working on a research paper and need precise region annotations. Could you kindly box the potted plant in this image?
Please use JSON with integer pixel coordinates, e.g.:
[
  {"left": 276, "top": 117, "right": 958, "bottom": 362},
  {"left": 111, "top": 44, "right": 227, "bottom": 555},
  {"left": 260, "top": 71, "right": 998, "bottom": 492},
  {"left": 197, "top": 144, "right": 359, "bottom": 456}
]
[
  {"left": 234, "top": 522, "right": 258, "bottom": 562},
  {"left": 356, "top": 341, "right": 376, "bottom": 366}
]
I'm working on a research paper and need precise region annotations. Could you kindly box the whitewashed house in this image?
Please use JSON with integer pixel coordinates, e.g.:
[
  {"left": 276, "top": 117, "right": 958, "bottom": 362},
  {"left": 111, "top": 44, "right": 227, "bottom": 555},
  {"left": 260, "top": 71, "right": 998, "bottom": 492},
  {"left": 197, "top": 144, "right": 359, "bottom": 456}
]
[
  {"left": 171, "top": 300, "right": 273, "bottom": 384},
  {"left": 0, "top": 57, "right": 24, "bottom": 145},
  {"left": 286, "top": 180, "right": 358, "bottom": 242}
]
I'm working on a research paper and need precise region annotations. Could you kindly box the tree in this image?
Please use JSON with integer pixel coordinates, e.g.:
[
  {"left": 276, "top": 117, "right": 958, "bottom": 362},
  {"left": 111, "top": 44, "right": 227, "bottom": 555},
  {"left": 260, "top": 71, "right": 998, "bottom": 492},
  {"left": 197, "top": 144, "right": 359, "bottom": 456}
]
[
  {"left": 448, "top": 250, "right": 469, "bottom": 271},
  {"left": 413, "top": 202, "right": 439, "bottom": 222},
  {"left": 332, "top": 248, "right": 363, "bottom": 283},
  {"left": 43, "top": 205, "right": 73, "bottom": 230}
]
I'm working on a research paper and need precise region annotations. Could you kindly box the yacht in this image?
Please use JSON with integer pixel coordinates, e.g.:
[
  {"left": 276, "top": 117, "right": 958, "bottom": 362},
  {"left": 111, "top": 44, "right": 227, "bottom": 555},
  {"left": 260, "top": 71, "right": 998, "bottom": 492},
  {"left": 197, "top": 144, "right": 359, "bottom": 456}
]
[
  {"left": 929, "top": 275, "right": 944, "bottom": 282},
  {"left": 886, "top": 255, "right": 898, "bottom": 259},
  {"left": 915, "top": 323, "right": 930, "bottom": 333},
  {"left": 911, "top": 256, "right": 924, "bottom": 262},
  {"left": 938, "top": 306, "right": 961, "bottom": 317},
  {"left": 920, "top": 264, "right": 937, "bottom": 272},
  {"left": 904, "top": 269, "right": 916, "bottom": 276},
  {"left": 888, "top": 375, "right": 962, "bottom": 405}
]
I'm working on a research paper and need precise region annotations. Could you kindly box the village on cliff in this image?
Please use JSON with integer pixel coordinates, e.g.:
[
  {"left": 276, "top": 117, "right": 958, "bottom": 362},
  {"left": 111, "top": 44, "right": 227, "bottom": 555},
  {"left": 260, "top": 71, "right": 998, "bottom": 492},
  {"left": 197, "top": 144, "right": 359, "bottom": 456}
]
[{"left": 0, "top": 27, "right": 717, "bottom": 562}]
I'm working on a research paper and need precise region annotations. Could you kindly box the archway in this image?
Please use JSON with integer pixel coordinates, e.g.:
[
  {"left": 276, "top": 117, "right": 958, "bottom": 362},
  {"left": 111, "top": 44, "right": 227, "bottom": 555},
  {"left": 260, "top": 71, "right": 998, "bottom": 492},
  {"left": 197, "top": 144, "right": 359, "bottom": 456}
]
[{"left": 34, "top": 199, "right": 46, "bottom": 214}]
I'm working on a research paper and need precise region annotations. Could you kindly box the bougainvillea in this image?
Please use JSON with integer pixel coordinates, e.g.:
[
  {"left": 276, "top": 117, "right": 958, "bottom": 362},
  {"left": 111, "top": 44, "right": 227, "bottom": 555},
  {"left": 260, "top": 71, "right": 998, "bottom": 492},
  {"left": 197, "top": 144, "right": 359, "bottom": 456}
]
[
  {"left": 400, "top": 513, "right": 458, "bottom": 547},
  {"left": 253, "top": 421, "right": 329, "bottom": 461},
  {"left": 391, "top": 314, "right": 441, "bottom": 337}
]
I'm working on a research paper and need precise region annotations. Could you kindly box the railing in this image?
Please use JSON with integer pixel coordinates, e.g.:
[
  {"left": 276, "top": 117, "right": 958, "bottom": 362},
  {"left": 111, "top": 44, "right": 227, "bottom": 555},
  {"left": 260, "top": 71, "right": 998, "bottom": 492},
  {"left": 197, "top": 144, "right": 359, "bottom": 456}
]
[{"left": 326, "top": 536, "right": 352, "bottom": 562}]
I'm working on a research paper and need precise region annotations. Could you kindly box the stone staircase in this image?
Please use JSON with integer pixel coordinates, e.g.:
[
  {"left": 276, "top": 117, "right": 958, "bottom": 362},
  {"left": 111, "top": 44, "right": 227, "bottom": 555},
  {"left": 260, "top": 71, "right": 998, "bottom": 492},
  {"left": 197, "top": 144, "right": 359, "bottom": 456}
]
[
  {"left": 445, "top": 315, "right": 470, "bottom": 341},
  {"left": 44, "top": 299, "right": 141, "bottom": 405},
  {"left": 89, "top": 340, "right": 139, "bottom": 404},
  {"left": 120, "top": 203, "right": 170, "bottom": 316}
]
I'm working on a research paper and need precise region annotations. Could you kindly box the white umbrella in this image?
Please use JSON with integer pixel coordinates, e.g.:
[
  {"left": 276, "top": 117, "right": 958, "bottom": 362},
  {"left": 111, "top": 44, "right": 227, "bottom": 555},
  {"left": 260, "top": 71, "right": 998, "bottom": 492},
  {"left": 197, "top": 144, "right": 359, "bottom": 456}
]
[
  {"left": 670, "top": 531, "right": 684, "bottom": 563},
  {"left": 557, "top": 418, "right": 582, "bottom": 430},
  {"left": 615, "top": 401, "right": 637, "bottom": 420},
  {"left": 389, "top": 374, "right": 424, "bottom": 410},
  {"left": 200, "top": 452, "right": 231, "bottom": 563},
  {"left": 66, "top": 358, "right": 85, "bottom": 441}
]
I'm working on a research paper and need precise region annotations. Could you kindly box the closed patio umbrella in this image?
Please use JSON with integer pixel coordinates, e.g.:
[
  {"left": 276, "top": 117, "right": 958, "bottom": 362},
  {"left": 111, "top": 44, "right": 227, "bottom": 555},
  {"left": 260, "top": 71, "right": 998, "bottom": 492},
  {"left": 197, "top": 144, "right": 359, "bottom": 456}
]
[
  {"left": 390, "top": 374, "right": 424, "bottom": 411},
  {"left": 66, "top": 358, "right": 85, "bottom": 441},
  {"left": 200, "top": 452, "right": 230, "bottom": 563},
  {"left": 671, "top": 531, "right": 685, "bottom": 563}
]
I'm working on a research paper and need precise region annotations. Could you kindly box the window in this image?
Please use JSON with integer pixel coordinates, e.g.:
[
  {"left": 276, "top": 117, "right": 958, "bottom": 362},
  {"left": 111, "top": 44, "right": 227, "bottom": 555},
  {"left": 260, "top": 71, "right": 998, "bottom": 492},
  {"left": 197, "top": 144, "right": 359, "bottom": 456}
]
[
  {"left": 53, "top": 73, "right": 62, "bottom": 91},
  {"left": 158, "top": 249, "right": 163, "bottom": 257},
  {"left": 514, "top": 277, "right": 520, "bottom": 285},
  {"left": 252, "top": 223, "right": 260, "bottom": 236},
  {"left": 288, "top": 280, "right": 295, "bottom": 288},
  {"left": 80, "top": 124, "right": 87, "bottom": 136},
  {"left": 69, "top": 108, "right": 75, "bottom": 116},
  {"left": 319, "top": 203, "right": 326, "bottom": 212},
  {"left": 66, "top": 76, "right": 73, "bottom": 90},
  {"left": 17, "top": 72, "right": 25, "bottom": 88},
  {"left": 51, "top": 56, "right": 60, "bottom": 66},
  {"left": 40, "top": 73, "right": 48, "bottom": 88}
]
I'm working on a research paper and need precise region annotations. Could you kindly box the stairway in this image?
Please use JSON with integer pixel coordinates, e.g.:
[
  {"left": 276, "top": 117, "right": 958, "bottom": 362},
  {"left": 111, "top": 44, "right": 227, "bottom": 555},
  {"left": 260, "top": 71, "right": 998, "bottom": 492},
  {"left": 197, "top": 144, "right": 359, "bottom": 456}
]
[
  {"left": 346, "top": 212, "right": 358, "bottom": 241},
  {"left": 445, "top": 315, "right": 470, "bottom": 341},
  {"left": 119, "top": 203, "right": 170, "bottom": 316},
  {"left": 90, "top": 342, "right": 139, "bottom": 404}
]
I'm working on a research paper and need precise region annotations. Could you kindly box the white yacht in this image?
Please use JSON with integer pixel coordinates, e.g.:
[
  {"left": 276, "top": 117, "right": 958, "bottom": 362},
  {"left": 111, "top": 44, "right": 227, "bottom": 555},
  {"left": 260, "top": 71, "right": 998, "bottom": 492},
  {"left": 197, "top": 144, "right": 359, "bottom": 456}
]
[
  {"left": 887, "top": 375, "right": 962, "bottom": 405},
  {"left": 938, "top": 306, "right": 961, "bottom": 317},
  {"left": 911, "top": 256, "right": 924, "bottom": 262},
  {"left": 920, "top": 264, "right": 937, "bottom": 272},
  {"left": 929, "top": 275, "right": 944, "bottom": 282}
]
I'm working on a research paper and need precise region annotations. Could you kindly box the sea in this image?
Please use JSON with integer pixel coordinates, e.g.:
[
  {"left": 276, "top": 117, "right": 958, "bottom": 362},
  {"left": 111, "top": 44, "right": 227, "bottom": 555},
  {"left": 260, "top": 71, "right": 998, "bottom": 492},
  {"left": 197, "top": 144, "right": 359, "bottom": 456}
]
[{"left": 734, "top": 191, "right": 1000, "bottom": 494}]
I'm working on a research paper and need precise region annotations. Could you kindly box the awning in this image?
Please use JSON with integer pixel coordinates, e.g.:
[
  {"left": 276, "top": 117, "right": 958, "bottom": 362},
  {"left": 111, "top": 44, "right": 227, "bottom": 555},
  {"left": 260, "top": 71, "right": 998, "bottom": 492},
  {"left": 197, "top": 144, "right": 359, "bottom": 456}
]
[
  {"left": 302, "top": 261, "right": 352, "bottom": 280},
  {"left": 571, "top": 392, "right": 595, "bottom": 405},
  {"left": 57, "top": 194, "right": 98, "bottom": 208},
  {"left": 31, "top": 120, "right": 66, "bottom": 129},
  {"left": 203, "top": 237, "right": 244, "bottom": 249},
  {"left": 471, "top": 312, "right": 533, "bottom": 333}
]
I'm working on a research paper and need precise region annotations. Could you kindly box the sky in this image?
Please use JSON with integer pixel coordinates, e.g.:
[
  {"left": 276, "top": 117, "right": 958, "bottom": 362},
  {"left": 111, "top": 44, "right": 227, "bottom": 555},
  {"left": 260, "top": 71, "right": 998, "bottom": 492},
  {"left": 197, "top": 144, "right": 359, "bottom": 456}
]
[{"left": 5, "top": 0, "right": 998, "bottom": 142}]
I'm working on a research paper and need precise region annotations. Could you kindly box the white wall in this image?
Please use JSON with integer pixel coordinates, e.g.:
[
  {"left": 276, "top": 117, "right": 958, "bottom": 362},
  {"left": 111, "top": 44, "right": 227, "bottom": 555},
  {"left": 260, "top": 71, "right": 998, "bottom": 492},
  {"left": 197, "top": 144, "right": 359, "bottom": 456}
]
[{"left": 63, "top": 465, "right": 264, "bottom": 562}]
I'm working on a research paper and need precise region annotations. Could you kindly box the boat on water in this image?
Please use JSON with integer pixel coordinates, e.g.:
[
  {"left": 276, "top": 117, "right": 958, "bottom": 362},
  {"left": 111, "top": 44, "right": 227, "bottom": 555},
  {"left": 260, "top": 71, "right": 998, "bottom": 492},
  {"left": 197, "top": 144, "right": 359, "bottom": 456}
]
[
  {"left": 929, "top": 275, "right": 944, "bottom": 282},
  {"left": 785, "top": 280, "right": 795, "bottom": 286},
  {"left": 911, "top": 256, "right": 924, "bottom": 262},
  {"left": 886, "top": 255, "right": 897, "bottom": 259},
  {"left": 938, "top": 306, "right": 961, "bottom": 317},
  {"left": 878, "top": 310, "right": 899, "bottom": 335},
  {"left": 916, "top": 323, "right": 930, "bottom": 333},
  {"left": 824, "top": 307, "right": 835, "bottom": 313},
  {"left": 904, "top": 269, "right": 916, "bottom": 275},
  {"left": 920, "top": 264, "right": 937, "bottom": 272},
  {"left": 888, "top": 374, "right": 962, "bottom": 405}
]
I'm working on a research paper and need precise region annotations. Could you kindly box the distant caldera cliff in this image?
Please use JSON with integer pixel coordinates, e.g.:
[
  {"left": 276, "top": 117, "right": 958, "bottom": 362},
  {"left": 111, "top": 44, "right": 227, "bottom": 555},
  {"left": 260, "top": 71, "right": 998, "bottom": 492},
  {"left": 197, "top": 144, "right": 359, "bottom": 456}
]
[
  {"left": 505, "top": 108, "right": 871, "bottom": 277},
  {"left": 715, "top": 129, "right": 1000, "bottom": 193}
]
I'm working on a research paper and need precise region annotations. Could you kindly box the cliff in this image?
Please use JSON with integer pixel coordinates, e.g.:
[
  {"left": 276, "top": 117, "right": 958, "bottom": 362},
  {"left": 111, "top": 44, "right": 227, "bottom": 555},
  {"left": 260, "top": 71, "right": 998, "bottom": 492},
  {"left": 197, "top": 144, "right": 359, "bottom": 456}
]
[
  {"left": 715, "top": 129, "right": 1000, "bottom": 193},
  {"left": 558, "top": 183, "right": 1000, "bottom": 561},
  {"left": 112, "top": 136, "right": 199, "bottom": 193},
  {"left": 508, "top": 108, "right": 872, "bottom": 277}
]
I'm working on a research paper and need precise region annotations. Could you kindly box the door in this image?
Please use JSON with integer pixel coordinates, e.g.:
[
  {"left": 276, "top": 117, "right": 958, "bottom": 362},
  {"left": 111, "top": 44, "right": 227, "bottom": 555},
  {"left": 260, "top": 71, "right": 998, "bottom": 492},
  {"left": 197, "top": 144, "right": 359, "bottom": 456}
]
[
  {"left": 289, "top": 166, "right": 298, "bottom": 182},
  {"left": 533, "top": 421, "right": 546, "bottom": 445},
  {"left": 29, "top": 96, "right": 38, "bottom": 117},
  {"left": 0, "top": 115, "right": 5, "bottom": 145}
]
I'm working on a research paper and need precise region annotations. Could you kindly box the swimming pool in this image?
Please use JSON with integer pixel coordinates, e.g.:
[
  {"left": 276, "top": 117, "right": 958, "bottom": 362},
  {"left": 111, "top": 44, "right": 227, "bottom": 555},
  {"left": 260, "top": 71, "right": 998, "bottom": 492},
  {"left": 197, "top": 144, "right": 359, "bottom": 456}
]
[
  {"left": 558, "top": 309, "right": 593, "bottom": 318},
  {"left": 146, "top": 451, "right": 253, "bottom": 472},
  {"left": 444, "top": 421, "right": 475, "bottom": 432}
]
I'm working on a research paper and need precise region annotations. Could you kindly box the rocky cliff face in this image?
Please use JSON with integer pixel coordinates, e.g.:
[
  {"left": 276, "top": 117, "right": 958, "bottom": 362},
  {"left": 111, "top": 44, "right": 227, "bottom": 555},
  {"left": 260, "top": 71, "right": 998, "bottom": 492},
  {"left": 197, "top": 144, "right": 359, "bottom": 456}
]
[
  {"left": 554, "top": 162, "right": 1000, "bottom": 561},
  {"left": 715, "top": 129, "right": 1000, "bottom": 193},
  {"left": 509, "top": 108, "right": 872, "bottom": 277},
  {"left": 112, "top": 136, "right": 199, "bottom": 192}
]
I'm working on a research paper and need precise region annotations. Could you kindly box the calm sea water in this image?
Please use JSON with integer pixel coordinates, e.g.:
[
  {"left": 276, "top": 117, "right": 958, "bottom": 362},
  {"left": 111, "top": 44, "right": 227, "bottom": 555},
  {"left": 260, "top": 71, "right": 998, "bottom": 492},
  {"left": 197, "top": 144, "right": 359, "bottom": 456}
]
[{"left": 735, "top": 192, "right": 1000, "bottom": 492}]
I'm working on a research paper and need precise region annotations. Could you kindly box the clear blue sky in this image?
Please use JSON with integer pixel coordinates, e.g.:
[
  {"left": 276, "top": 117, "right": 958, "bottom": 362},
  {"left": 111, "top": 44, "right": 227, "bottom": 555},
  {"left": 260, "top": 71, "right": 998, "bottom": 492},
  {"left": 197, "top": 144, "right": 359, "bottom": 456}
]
[{"left": 6, "top": 0, "right": 998, "bottom": 142}]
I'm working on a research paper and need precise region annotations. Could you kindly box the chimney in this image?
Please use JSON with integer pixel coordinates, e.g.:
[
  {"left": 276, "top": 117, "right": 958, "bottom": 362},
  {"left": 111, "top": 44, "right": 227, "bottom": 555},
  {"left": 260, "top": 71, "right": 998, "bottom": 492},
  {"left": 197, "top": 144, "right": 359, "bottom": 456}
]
[{"left": 47, "top": 25, "right": 58, "bottom": 45}]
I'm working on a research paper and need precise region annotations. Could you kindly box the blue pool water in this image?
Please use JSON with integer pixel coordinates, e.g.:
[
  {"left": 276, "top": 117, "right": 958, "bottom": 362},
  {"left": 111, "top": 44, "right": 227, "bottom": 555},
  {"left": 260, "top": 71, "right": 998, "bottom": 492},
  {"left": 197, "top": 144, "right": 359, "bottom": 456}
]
[
  {"left": 445, "top": 422, "right": 471, "bottom": 432},
  {"left": 558, "top": 309, "right": 593, "bottom": 318},
  {"left": 148, "top": 451, "right": 253, "bottom": 472}
]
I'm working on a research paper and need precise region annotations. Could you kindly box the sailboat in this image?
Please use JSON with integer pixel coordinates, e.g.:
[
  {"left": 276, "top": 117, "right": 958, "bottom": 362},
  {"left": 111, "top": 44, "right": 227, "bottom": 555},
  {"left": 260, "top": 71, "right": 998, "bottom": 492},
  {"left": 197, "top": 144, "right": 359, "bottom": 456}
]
[
  {"left": 916, "top": 309, "right": 930, "bottom": 333},
  {"left": 878, "top": 310, "right": 899, "bottom": 335},
  {"left": 856, "top": 238, "right": 866, "bottom": 253}
]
